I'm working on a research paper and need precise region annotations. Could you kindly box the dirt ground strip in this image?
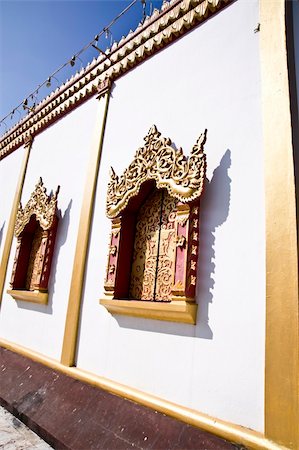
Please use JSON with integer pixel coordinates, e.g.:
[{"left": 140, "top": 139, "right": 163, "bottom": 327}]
[{"left": 0, "top": 405, "right": 52, "bottom": 450}]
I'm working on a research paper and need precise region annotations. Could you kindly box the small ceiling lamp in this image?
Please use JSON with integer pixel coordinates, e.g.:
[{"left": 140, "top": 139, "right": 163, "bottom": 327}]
[
  {"left": 22, "top": 99, "right": 35, "bottom": 113},
  {"left": 46, "top": 75, "right": 59, "bottom": 88}
]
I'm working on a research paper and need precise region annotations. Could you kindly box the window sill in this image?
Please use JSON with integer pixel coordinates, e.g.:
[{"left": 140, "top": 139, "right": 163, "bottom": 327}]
[
  {"left": 7, "top": 289, "right": 48, "bottom": 305},
  {"left": 99, "top": 298, "right": 197, "bottom": 324}
]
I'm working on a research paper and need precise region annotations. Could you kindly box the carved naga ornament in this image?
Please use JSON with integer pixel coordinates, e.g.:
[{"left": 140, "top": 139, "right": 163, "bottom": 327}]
[
  {"left": 15, "top": 177, "right": 60, "bottom": 237},
  {"left": 106, "top": 126, "right": 207, "bottom": 218}
]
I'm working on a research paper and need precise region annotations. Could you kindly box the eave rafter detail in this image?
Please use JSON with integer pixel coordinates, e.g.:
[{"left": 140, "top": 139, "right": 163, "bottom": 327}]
[
  {"left": 0, "top": 0, "right": 231, "bottom": 160},
  {"left": 15, "top": 178, "right": 60, "bottom": 237},
  {"left": 106, "top": 125, "right": 207, "bottom": 218}
]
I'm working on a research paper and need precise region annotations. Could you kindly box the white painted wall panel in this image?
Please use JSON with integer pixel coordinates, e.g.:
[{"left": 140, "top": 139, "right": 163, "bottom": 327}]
[
  {"left": 0, "top": 97, "right": 99, "bottom": 360},
  {"left": 293, "top": 0, "right": 299, "bottom": 111},
  {"left": 0, "top": 147, "right": 25, "bottom": 262},
  {"left": 78, "top": 0, "right": 265, "bottom": 432}
]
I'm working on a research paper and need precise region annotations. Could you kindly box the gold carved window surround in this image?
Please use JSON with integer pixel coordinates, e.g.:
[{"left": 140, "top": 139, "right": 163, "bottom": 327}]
[
  {"left": 100, "top": 126, "right": 207, "bottom": 324},
  {"left": 7, "top": 178, "right": 60, "bottom": 304}
]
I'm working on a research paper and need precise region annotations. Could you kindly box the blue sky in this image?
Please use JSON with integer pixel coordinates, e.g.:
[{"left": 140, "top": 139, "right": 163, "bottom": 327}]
[{"left": 0, "top": 0, "right": 162, "bottom": 131}]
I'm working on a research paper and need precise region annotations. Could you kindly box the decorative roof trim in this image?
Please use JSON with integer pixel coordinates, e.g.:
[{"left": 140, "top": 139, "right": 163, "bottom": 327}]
[
  {"left": 15, "top": 178, "right": 60, "bottom": 237},
  {"left": 0, "top": 0, "right": 231, "bottom": 160},
  {"left": 106, "top": 125, "right": 207, "bottom": 218}
]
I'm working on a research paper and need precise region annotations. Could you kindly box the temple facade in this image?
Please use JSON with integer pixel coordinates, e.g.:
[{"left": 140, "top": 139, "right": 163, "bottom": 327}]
[{"left": 0, "top": 0, "right": 298, "bottom": 449}]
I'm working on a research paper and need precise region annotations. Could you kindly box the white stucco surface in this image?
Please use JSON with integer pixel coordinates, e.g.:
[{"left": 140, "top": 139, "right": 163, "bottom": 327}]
[
  {"left": 0, "top": 147, "right": 25, "bottom": 262},
  {"left": 293, "top": 0, "right": 299, "bottom": 111},
  {"left": 77, "top": 0, "right": 265, "bottom": 433},
  {"left": 0, "top": 97, "right": 100, "bottom": 360}
]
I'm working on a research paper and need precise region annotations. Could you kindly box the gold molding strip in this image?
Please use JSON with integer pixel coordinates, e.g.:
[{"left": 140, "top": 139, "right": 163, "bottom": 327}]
[
  {"left": 7, "top": 289, "right": 48, "bottom": 304},
  {"left": 100, "top": 299, "right": 197, "bottom": 324},
  {"left": 0, "top": 0, "right": 231, "bottom": 160},
  {"left": 0, "top": 339, "right": 289, "bottom": 450},
  {"left": 0, "top": 138, "right": 33, "bottom": 305},
  {"left": 260, "top": 1, "right": 299, "bottom": 448},
  {"left": 60, "top": 91, "right": 110, "bottom": 367}
]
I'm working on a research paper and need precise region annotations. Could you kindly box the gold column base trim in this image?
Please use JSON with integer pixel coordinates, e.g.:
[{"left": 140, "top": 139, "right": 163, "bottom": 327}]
[
  {"left": 7, "top": 289, "right": 48, "bottom": 304},
  {"left": 100, "top": 298, "right": 197, "bottom": 324},
  {"left": 0, "top": 338, "right": 289, "bottom": 450}
]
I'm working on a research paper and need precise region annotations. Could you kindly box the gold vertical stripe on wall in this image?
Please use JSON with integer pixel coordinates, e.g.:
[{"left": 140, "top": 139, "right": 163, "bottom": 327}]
[
  {"left": 0, "top": 138, "right": 33, "bottom": 305},
  {"left": 61, "top": 90, "right": 110, "bottom": 367},
  {"left": 260, "top": 1, "right": 299, "bottom": 448}
]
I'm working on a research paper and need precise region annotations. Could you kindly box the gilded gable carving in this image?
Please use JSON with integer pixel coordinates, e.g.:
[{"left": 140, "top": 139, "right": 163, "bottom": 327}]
[
  {"left": 15, "top": 177, "right": 60, "bottom": 237},
  {"left": 106, "top": 126, "right": 207, "bottom": 218}
]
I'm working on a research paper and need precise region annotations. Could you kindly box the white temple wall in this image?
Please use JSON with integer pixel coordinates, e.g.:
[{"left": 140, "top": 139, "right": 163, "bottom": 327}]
[
  {"left": 0, "top": 147, "right": 25, "bottom": 262},
  {"left": 0, "top": 97, "right": 99, "bottom": 360},
  {"left": 293, "top": 0, "right": 299, "bottom": 111},
  {"left": 77, "top": 0, "right": 265, "bottom": 432}
]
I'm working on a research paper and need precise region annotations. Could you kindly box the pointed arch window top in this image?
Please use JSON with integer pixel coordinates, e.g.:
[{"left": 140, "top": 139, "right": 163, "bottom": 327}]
[
  {"left": 15, "top": 177, "right": 60, "bottom": 237},
  {"left": 106, "top": 126, "right": 207, "bottom": 219}
]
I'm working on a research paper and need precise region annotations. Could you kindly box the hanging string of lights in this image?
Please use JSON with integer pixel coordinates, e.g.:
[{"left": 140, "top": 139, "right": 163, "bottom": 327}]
[{"left": 0, "top": 0, "right": 148, "bottom": 132}]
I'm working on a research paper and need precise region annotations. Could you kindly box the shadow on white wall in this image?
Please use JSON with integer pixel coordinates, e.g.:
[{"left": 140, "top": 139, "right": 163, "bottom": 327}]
[
  {"left": 113, "top": 150, "right": 232, "bottom": 339},
  {"left": 196, "top": 149, "right": 232, "bottom": 339},
  {"left": 0, "top": 222, "right": 5, "bottom": 253}
]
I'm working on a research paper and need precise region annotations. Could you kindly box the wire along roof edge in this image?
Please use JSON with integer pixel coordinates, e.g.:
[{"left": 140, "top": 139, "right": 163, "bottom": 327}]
[{"left": 0, "top": 0, "right": 232, "bottom": 160}]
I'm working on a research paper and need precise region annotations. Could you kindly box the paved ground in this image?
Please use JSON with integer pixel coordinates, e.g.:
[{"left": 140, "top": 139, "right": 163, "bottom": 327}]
[{"left": 0, "top": 406, "right": 52, "bottom": 449}]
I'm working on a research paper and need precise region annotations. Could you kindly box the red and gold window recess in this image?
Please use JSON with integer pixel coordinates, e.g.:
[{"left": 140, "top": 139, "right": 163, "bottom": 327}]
[
  {"left": 129, "top": 189, "right": 177, "bottom": 302},
  {"left": 104, "top": 186, "right": 201, "bottom": 304},
  {"left": 103, "top": 126, "right": 207, "bottom": 308},
  {"left": 10, "top": 178, "right": 59, "bottom": 294},
  {"left": 104, "top": 181, "right": 156, "bottom": 300},
  {"left": 10, "top": 215, "right": 58, "bottom": 292}
]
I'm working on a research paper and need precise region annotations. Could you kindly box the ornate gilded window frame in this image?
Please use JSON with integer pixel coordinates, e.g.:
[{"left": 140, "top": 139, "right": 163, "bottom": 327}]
[
  {"left": 100, "top": 126, "right": 207, "bottom": 324},
  {"left": 7, "top": 178, "right": 60, "bottom": 304}
]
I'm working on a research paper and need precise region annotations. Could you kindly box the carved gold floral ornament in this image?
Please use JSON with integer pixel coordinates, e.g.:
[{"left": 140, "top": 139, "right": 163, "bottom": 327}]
[
  {"left": 110, "top": 245, "right": 117, "bottom": 256},
  {"left": 106, "top": 126, "right": 207, "bottom": 218},
  {"left": 109, "top": 265, "right": 116, "bottom": 274},
  {"left": 176, "top": 235, "right": 186, "bottom": 248},
  {"left": 14, "top": 177, "right": 60, "bottom": 237}
]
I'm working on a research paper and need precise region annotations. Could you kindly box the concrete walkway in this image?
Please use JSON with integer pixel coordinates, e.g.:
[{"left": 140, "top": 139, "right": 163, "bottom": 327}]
[{"left": 0, "top": 406, "right": 52, "bottom": 449}]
